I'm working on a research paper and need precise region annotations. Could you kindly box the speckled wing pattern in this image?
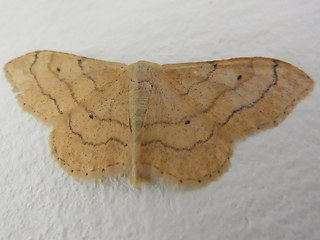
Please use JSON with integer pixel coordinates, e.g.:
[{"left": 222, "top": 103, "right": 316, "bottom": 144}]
[
  {"left": 4, "top": 51, "right": 130, "bottom": 179},
  {"left": 4, "top": 51, "right": 314, "bottom": 187},
  {"left": 138, "top": 58, "right": 313, "bottom": 185}
]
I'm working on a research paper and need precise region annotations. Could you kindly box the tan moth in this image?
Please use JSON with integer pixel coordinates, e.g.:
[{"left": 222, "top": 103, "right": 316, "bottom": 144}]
[{"left": 4, "top": 51, "right": 314, "bottom": 186}]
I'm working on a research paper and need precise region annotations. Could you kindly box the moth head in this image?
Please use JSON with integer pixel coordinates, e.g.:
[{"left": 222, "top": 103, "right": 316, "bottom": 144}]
[{"left": 128, "top": 60, "right": 162, "bottom": 84}]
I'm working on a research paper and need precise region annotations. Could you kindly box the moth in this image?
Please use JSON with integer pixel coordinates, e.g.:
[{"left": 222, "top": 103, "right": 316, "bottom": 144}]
[{"left": 4, "top": 51, "right": 314, "bottom": 186}]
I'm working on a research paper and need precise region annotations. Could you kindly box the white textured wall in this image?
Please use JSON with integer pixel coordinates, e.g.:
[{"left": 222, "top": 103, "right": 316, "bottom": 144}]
[{"left": 0, "top": 1, "right": 319, "bottom": 239}]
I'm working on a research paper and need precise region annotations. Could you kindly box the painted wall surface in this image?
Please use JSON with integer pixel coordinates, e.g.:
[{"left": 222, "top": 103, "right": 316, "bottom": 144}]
[{"left": 0, "top": 1, "right": 319, "bottom": 239}]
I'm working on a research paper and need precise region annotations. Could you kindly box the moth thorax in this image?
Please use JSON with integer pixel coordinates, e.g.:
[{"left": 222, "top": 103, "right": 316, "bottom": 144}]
[{"left": 128, "top": 61, "right": 161, "bottom": 134}]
